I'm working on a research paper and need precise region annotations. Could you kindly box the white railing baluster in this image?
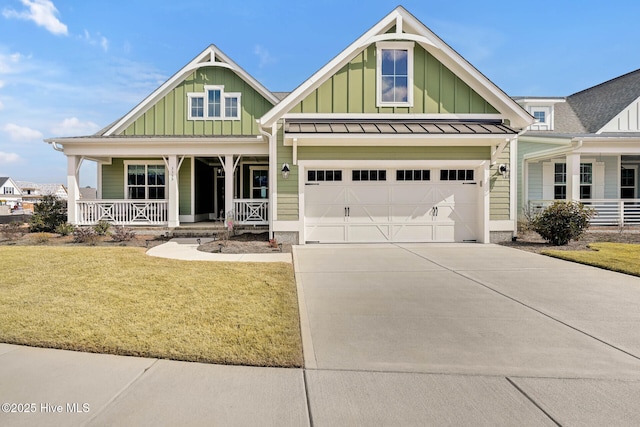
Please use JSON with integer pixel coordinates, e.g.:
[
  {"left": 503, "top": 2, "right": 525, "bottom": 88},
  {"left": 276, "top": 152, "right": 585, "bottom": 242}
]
[
  {"left": 528, "top": 199, "right": 640, "bottom": 226},
  {"left": 75, "top": 200, "right": 168, "bottom": 225},
  {"left": 232, "top": 199, "right": 269, "bottom": 225}
]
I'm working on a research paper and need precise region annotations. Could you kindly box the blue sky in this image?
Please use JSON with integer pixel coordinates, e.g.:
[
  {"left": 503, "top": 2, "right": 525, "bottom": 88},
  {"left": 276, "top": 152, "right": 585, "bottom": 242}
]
[{"left": 1, "top": 0, "right": 639, "bottom": 187}]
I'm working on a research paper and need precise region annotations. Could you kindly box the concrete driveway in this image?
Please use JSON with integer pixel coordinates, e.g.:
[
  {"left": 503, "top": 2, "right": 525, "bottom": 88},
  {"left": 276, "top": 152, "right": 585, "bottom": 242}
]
[{"left": 294, "top": 243, "right": 640, "bottom": 425}]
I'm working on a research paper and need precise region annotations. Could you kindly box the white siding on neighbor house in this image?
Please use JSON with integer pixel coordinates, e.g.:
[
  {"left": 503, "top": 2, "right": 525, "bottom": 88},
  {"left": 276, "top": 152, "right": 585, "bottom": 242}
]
[
  {"left": 603, "top": 156, "right": 619, "bottom": 198},
  {"left": 600, "top": 97, "right": 640, "bottom": 132},
  {"left": 528, "top": 162, "right": 543, "bottom": 201}
]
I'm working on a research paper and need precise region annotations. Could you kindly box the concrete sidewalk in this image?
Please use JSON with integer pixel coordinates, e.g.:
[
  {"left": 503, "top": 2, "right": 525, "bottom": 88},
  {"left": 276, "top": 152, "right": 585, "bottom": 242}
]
[{"left": 146, "top": 237, "right": 292, "bottom": 263}]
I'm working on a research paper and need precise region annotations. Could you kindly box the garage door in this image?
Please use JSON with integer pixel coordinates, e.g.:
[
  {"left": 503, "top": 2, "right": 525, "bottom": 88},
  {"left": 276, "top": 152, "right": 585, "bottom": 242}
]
[{"left": 304, "top": 168, "right": 478, "bottom": 243}]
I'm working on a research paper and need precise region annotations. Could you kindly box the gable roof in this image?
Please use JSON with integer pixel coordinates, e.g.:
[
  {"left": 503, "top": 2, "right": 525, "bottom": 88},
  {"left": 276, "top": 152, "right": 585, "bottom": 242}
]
[
  {"left": 565, "top": 68, "right": 640, "bottom": 133},
  {"left": 102, "top": 45, "right": 280, "bottom": 136},
  {"left": 0, "top": 177, "right": 23, "bottom": 195},
  {"left": 260, "top": 6, "right": 533, "bottom": 129}
]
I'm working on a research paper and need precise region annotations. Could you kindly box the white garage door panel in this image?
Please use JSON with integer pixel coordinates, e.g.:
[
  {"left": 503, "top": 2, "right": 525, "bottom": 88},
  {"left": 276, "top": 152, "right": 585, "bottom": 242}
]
[
  {"left": 348, "top": 225, "right": 391, "bottom": 242},
  {"left": 304, "top": 169, "right": 479, "bottom": 243},
  {"left": 305, "top": 225, "right": 346, "bottom": 242},
  {"left": 391, "top": 225, "right": 434, "bottom": 242}
]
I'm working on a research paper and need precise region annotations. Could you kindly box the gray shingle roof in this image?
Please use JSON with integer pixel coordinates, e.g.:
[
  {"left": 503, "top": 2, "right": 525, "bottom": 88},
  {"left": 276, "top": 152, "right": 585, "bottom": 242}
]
[{"left": 566, "top": 68, "right": 640, "bottom": 133}]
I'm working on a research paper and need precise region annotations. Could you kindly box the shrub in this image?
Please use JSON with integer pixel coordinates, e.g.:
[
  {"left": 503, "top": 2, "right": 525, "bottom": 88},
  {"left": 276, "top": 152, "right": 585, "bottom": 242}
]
[
  {"left": 73, "top": 227, "right": 98, "bottom": 245},
  {"left": 55, "top": 223, "right": 75, "bottom": 236},
  {"left": 94, "top": 220, "right": 111, "bottom": 236},
  {"left": 531, "top": 201, "right": 595, "bottom": 246},
  {"left": 1, "top": 221, "right": 25, "bottom": 241},
  {"left": 110, "top": 226, "right": 136, "bottom": 242},
  {"left": 31, "top": 232, "right": 51, "bottom": 244},
  {"left": 29, "top": 195, "right": 67, "bottom": 232}
]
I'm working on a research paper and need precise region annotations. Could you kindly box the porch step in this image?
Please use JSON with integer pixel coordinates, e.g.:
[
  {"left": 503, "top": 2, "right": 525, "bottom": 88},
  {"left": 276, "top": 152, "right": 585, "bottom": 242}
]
[{"left": 170, "top": 224, "right": 268, "bottom": 238}]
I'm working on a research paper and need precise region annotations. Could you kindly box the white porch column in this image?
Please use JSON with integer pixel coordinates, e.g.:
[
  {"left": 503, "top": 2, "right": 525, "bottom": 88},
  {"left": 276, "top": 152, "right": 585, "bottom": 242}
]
[
  {"left": 566, "top": 153, "right": 581, "bottom": 201},
  {"left": 66, "top": 155, "right": 81, "bottom": 225},
  {"left": 167, "top": 155, "right": 180, "bottom": 227},
  {"left": 224, "top": 155, "right": 234, "bottom": 222}
]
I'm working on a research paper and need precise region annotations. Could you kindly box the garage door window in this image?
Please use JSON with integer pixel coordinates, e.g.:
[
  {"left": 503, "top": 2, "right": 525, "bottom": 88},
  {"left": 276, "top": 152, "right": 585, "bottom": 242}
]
[
  {"left": 352, "top": 170, "right": 386, "bottom": 181},
  {"left": 396, "top": 170, "right": 430, "bottom": 181},
  {"left": 440, "top": 169, "right": 474, "bottom": 181},
  {"left": 308, "top": 170, "right": 343, "bottom": 182}
]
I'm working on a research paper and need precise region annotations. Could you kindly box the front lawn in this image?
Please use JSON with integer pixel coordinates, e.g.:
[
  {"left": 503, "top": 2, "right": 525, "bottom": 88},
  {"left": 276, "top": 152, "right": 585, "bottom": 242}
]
[
  {"left": 542, "top": 242, "right": 640, "bottom": 277},
  {"left": 0, "top": 247, "right": 302, "bottom": 367}
]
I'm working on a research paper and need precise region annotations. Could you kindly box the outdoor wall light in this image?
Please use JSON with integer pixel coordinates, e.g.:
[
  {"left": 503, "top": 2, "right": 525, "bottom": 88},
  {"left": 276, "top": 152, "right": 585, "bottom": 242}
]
[
  {"left": 498, "top": 164, "right": 509, "bottom": 178},
  {"left": 281, "top": 163, "right": 290, "bottom": 179}
]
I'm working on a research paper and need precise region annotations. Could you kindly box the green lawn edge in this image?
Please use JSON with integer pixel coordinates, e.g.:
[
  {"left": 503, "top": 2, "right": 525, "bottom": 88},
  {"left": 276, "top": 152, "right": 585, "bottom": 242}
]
[{"left": 542, "top": 243, "right": 640, "bottom": 278}]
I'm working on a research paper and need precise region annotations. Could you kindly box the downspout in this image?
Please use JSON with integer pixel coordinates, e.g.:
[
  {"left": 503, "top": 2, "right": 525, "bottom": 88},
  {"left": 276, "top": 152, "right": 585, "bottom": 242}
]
[{"left": 258, "top": 122, "right": 275, "bottom": 240}]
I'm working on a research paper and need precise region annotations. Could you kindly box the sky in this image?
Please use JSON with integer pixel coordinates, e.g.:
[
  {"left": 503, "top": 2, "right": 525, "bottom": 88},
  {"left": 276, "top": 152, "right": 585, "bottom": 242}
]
[{"left": 1, "top": 0, "right": 640, "bottom": 187}]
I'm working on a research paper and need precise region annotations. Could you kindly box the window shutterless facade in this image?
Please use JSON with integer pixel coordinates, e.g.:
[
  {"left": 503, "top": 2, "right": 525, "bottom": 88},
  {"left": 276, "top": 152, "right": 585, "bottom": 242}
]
[
  {"left": 187, "top": 85, "right": 241, "bottom": 120},
  {"left": 553, "top": 162, "right": 593, "bottom": 200},
  {"left": 125, "top": 162, "right": 166, "bottom": 200}
]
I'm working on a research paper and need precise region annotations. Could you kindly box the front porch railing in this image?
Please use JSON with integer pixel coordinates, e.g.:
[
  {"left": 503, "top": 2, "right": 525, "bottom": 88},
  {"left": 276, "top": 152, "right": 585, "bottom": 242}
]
[
  {"left": 77, "top": 200, "right": 168, "bottom": 225},
  {"left": 233, "top": 199, "right": 268, "bottom": 225},
  {"left": 528, "top": 199, "right": 640, "bottom": 226}
]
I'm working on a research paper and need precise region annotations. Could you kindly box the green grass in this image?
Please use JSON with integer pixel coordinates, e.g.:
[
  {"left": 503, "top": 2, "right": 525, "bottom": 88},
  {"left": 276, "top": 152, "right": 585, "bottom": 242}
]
[
  {"left": 0, "top": 247, "right": 302, "bottom": 367},
  {"left": 543, "top": 243, "right": 640, "bottom": 277}
]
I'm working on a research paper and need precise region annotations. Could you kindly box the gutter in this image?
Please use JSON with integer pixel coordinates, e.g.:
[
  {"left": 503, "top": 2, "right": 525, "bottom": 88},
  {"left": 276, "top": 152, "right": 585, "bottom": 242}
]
[{"left": 522, "top": 139, "right": 583, "bottom": 163}]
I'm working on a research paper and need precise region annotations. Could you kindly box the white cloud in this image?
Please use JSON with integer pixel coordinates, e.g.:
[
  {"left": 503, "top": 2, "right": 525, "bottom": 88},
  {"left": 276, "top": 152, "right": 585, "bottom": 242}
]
[
  {"left": 0, "top": 52, "right": 26, "bottom": 74},
  {"left": 0, "top": 100, "right": 4, "bottom": 110},
  {"left": 254, "top": 45, "right": 276, "bottom": 68},
  {"left": 51, "top": 117, "right": 99, "bottom": 136},
  {"left": 3, "top": 0, "right": 68, "bottom": 36},
  {"left": 2, "top": 123, "right": 43, "bottom": 141},
  {"left": 82, "top": 29, "right": 109, "bottom": 52},
  {"left": 0, "top": 152, "right": 20, "bottom": 163}
]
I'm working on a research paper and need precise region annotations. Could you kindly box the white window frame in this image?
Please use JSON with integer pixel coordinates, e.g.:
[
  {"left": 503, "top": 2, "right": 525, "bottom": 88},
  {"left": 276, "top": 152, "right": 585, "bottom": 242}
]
[
  {"left": 3, "top": 187, "right": 14, "bottom": 195},
  {"left": 249, "top": 166, "right": 269, "bottom": 199},
  {"left": 376, "top": 41, "right": 414, "bottom": 108},
  {"left": 124, "top": 160, "right": 167, "bottom": 200},
  {"left": 187, "top": 93, "right": 205, "bottom": 120},
  {"left": 187, "top": 85, "right": 241, "bottom": 121},
  {"left": 529, "top": 106, "right": 553, "bottom": 130}
]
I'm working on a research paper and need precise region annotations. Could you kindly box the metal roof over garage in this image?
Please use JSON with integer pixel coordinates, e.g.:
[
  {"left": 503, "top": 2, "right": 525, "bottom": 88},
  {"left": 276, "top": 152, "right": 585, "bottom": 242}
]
[{"left": 285, "top": 120, "right": 517, "bottom": 135}]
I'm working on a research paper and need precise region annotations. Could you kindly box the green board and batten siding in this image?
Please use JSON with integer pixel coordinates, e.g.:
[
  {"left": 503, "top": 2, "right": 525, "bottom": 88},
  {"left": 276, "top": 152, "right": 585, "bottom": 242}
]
[
  {"left": 277, "top": 42, "right": 507, "bottom": 220},
  {"left": 289, "top": 44, "right": 498, "bottom": 115},
  {"left": 122, "top": 66, "right": 273, "bottom": 137},
  {"left": 102, "top": 158, "right": 192, "bottom": 216}
]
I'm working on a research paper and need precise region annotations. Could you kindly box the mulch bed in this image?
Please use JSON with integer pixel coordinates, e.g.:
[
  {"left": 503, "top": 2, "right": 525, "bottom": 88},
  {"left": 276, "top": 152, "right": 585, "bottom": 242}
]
[
  {"left": 499, "top": 227, "right": 640, "bottom": 254},
  {"left": 198, "top": 232, "right": 292, "bottom": 254}
]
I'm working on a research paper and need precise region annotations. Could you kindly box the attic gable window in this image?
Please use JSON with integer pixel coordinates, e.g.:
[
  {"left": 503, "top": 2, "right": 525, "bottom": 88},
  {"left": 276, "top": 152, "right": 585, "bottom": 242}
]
[
  {"left": 377, "top": 41, "right": 414, "bottom": 107},
  {"left": 187, "top": 85, "right": 241, "bottom": 120}
]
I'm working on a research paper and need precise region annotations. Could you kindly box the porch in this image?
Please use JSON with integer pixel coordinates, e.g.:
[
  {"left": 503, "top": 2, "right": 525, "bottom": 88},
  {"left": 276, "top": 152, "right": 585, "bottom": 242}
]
[
  {"left": 74, "top": 198, "right": 269, "bottom": 226},
  {"left": 528, "top": 199, "right": 640, "bottom": 226}
]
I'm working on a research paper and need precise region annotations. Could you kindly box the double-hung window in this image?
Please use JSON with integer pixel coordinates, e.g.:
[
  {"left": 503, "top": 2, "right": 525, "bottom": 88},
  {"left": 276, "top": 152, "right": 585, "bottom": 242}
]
[
  {"left": 126, "top": 163, "right": 166, "bottom": 200},
  {"left": 377, "top": 42, "right": 414, "bottom": 107},
  {"left": 188, "top": 85, "right": 241, "bottom": 120},
  {"left": 553, "top": 162, "right": 593, "bottom": 200}
]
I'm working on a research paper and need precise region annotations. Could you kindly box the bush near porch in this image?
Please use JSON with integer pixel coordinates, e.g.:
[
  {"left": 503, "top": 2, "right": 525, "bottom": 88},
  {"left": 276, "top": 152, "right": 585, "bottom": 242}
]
[{"left": 0, "top": 247, "right": 302, "bottom": 367}]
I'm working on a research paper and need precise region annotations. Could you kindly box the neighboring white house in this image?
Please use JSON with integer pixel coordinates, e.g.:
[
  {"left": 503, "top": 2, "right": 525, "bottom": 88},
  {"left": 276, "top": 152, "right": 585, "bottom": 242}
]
[
  {"left": 0, "top": 177, "right": 23, "bottom": 209},
  {"left": 516, "top": 68, "right": 640, "bottom": 226},
  {"left": 16, "top": 182, "right": 68, "bottom": 203}
]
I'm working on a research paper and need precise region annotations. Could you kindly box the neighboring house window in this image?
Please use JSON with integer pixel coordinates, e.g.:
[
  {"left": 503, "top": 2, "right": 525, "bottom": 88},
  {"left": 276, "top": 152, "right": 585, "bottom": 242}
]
[
  {"left": 621, "top": 167, "right": 636, "bottom": 199},
  {"left": 3, "top": 187, "right": 13, "bottom": 195},
  {"left": 529, "top": 106, "right": 553, "bottom": 130},
  {"left": 188, "top": 85, "right": 241, "bottom": 120},
  {"left": 377, "top": 42, "right": 414, "bottom": 107},
  {"left": 554, "top": 163, "right": 567, "bottom": 199},
  {"left": 533, "top": 111, "right": 546, "bottom": 123},
  {"left": 553, "top": 163, "right": 593, "bottom": 200},
  {"left": 580, "top": 163, "right": 592, "bottom": 199},
  {"left": 126, "top": 163, "right": 166, "bottom": 199}
]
